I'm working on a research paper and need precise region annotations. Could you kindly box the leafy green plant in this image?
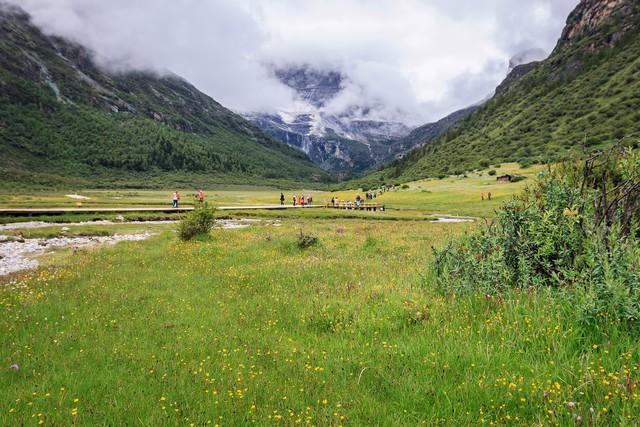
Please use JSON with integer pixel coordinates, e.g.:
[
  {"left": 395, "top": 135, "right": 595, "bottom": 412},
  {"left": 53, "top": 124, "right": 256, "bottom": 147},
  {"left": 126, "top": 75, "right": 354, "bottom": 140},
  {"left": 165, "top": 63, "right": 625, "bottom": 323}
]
[
  {"left": 488, "top": 169, "right": 497, "bottom": 176},
  {"left": 432, "top": 147, "right": 640, "bottom": 330},
  {"left": 177, "top": 203, "right": 216, "bottom": 241}
]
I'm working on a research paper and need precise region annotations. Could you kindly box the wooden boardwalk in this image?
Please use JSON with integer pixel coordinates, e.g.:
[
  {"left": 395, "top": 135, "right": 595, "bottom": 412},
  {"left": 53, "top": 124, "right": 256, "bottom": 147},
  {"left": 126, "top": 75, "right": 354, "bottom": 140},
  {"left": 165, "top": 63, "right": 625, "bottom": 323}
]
[
  {"left": 330, "top": 203, "right": 384, "bottom": 211},
  {"left": 0, "top": 203, "right": 384, "bottom": 216}
]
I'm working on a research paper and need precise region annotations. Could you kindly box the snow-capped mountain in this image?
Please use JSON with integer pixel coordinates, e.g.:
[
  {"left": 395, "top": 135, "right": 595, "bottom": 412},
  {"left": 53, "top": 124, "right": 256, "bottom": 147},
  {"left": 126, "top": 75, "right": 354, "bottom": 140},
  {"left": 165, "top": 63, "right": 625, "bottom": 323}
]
[{"left": 244, "top": 65, "right": 412, "bottom": 172}]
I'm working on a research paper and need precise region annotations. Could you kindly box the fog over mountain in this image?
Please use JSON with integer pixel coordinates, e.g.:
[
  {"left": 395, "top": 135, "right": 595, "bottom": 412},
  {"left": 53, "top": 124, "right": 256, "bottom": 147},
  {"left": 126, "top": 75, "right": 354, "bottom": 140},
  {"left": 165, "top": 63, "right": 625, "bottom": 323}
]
[{"left": 10, "top": 0, "right": 578, "bottom": 124}]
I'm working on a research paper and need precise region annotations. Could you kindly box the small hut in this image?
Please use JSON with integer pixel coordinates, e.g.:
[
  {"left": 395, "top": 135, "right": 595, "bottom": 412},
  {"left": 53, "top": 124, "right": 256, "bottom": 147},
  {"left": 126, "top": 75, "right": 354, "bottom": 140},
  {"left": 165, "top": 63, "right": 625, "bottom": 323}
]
[{"left": 496, "top": 174, "right": 526, "bottom": 183}]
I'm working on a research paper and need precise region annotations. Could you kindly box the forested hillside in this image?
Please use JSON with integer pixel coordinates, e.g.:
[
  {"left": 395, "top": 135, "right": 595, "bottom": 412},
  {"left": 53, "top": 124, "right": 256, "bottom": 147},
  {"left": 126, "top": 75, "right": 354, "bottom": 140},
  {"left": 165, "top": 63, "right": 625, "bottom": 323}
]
[
  {"left": 0, "top": 5, "right": 330, "bottom": 188},
  {"left": 366, "top": 0, "right": 640, "bottom": 186}
]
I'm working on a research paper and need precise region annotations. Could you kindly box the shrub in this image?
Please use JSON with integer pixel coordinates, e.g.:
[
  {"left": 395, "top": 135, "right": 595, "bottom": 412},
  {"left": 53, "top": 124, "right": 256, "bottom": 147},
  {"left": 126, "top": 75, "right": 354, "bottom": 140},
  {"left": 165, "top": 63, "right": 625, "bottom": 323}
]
[
  {"left": 297, "top": 231, "right": 319, "bottom": 249},
  {"left": 518, "top": 159, "right": 533, "bottom": 168},
  {"left": 178, "top": 203, "right": 216, "bottom": 241},
  {"left": 432, "top": 147, "right": 640, "bottom": 330},
  {"left": 400, "top": 184, "right": 410, "bottom": 189},
  {"left": 488, "top": 169, "right": 497, "bottom": 176}
]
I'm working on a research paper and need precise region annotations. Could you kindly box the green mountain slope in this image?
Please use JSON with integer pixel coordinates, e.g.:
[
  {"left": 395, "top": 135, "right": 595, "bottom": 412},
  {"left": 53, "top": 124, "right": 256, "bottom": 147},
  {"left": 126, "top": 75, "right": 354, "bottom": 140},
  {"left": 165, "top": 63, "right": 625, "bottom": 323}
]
[
  {"left": 370, "top": 0, "right": 640, "bottom": 185},
  {"left": 383, "top": 106, "right": 477, "bottom": 162},
  {"left": 0, "top": 5, "right": 331, "bottom": 188}
]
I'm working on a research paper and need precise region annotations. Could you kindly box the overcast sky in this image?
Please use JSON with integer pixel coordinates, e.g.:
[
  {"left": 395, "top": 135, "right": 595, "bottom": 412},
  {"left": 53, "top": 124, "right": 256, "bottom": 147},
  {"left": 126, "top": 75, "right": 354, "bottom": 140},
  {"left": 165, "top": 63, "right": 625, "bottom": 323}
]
[{"left": 12, "top": 0, "right": 579, "bottom": 124}]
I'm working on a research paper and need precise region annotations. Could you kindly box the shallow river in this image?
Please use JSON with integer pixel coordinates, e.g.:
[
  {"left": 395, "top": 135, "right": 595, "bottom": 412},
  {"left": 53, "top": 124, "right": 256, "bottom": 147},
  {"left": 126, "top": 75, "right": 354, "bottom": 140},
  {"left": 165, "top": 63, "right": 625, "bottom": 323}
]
[{"left": 0, "top": 219, "right": 278, "bottom": 277}]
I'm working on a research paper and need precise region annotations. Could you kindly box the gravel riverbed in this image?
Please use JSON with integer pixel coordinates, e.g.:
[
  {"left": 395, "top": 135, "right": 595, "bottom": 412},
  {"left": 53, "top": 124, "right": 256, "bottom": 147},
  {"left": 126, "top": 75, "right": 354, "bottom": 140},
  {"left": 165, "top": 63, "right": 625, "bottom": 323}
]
[{"left": 0, "top": 234, "right": 151, "bottom": 276}]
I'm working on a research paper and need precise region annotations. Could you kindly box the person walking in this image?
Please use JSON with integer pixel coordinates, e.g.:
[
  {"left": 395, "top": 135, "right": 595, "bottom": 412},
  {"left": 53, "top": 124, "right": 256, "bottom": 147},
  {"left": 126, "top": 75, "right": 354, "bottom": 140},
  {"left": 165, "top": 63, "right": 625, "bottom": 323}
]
[
  {"left": 292, "top": 195, "right": 297, "bottom": 206},
  {"left": 488, "top": 191, "right": 492, "bottom": 201},
  {"left": 197, "top": 190, "right": 205, "bottom": 204},
  {"left": 172, "top": 191, "right": 180, "bottom": 208},
  {"left": 280, "top": 192, "right": 285, "bottom": 205}
]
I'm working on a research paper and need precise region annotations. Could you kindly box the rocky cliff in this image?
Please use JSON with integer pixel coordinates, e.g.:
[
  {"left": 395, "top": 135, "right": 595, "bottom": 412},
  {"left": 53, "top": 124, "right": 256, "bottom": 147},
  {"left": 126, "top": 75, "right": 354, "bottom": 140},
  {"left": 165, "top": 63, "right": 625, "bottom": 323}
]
[{"left": 557, "top": 0, "right": 635, "bottom": 49}]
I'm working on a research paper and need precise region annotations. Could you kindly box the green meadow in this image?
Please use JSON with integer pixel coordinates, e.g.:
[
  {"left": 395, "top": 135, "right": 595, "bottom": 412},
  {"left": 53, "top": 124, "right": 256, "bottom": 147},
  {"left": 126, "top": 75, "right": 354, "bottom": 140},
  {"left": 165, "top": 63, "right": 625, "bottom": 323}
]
[
  {"left": 1, "top": 164, "right": 639, "bottom": 425},
  {"left": 0, "top": 163, "right": 539, "bottom": 218}
]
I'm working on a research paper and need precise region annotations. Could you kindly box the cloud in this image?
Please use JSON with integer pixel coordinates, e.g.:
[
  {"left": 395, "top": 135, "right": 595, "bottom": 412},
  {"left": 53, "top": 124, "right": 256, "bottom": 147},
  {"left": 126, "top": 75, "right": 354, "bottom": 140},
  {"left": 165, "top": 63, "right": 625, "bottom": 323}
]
[
  {"left": 10, "top": 0, "right": 297, "bottom": 112},
  {"left": 9, "top": 0, "right": 579, "bottom": 123}
]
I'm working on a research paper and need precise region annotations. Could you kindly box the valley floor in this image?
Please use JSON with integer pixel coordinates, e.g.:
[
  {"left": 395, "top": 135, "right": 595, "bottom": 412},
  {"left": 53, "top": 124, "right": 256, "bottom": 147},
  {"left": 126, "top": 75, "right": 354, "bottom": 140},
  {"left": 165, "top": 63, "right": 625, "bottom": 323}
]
[{"left": 1, "top": 164, "right": 638, "bottom": 425}]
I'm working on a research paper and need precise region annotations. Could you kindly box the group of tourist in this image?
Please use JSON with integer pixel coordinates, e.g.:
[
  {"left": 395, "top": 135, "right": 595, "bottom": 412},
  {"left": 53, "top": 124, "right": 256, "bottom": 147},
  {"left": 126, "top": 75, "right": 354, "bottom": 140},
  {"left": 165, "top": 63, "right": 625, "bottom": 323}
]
[
  {"left": 170, "top": 189, "right": 382, "bottom": 209},
  {"left": 279, "top": 193, "right": 374, "bottom": 208},
  {"left": 171, "top": 190, "right": 205, "bottom": 208},
  {"left": 330, "top": 194, "right": 372, "bottom": 208},
  {"left": 289, "top": 194, "right": 313, "bottom": 206}
]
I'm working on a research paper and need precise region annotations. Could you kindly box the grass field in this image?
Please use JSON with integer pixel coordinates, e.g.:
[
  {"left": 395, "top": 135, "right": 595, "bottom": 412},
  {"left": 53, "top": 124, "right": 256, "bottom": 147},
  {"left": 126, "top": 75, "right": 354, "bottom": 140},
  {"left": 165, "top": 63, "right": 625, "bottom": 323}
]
[
  {"left": 2, "top": 163, "right": 638, "bottom": 425},
  {"left": 1, "top": 218, "right": 639, "bottom": 425}
]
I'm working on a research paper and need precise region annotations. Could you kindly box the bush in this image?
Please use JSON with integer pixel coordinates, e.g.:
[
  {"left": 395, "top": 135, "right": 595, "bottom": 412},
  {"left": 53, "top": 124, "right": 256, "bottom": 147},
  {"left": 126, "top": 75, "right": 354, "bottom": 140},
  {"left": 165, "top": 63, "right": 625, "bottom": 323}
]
[
  {"left": 178, "top": 203, "right": 216, "bottom": 241},
  {"left": 400, "top": 184, "right": 410, "bottom": 189},
  {"left": 432, "top": 147, "right": 640, "bottom": 330},
  {"left": 518, "top": 159, "right": 533, "bottom": 168},
  {"left": 297, "top": 231, "right": 319, "bottom": 249},
  {"left": 488, "top": 169, "right": 497, "bottom": 176}
]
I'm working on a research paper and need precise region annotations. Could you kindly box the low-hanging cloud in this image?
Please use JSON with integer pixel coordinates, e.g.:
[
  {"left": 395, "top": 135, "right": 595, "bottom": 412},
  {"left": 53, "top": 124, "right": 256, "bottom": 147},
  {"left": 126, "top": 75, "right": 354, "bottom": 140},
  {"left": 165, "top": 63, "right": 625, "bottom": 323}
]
[{"left": 9, "top": 0, "right": 579, "bottom": 124}]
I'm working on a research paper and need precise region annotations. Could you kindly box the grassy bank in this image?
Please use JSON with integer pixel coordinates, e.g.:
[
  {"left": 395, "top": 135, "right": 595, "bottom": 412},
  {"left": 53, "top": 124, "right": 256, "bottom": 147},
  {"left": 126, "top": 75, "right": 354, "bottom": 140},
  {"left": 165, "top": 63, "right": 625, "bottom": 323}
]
[{"left": 1, "top": 219, "right": 638, "bottom": 425}]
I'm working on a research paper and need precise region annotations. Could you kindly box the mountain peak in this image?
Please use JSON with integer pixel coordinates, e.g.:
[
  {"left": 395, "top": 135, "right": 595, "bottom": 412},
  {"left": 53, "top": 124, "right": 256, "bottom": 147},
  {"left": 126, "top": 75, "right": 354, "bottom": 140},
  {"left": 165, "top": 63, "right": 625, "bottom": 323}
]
[
  {"left": 273, "top": 65, "right": 344, "bottom": 109},
  {"left": 556, "top": 0, "right": 636, "bottom": 50}
]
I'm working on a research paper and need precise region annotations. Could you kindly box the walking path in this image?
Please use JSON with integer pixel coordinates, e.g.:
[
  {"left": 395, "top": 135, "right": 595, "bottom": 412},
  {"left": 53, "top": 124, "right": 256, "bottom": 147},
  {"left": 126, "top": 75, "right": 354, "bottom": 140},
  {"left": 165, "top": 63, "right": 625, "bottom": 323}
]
[{"left": 0, "top": 204, "right": 384, "bottom": 216}]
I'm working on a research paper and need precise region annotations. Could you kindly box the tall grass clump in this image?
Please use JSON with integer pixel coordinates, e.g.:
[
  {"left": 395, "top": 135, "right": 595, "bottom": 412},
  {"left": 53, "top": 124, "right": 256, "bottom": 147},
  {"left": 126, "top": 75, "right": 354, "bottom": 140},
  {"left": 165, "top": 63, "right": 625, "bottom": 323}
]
[
  {"left": 177, "top": 203, "right": 216, "bottom": 240},
  {"left": 433, "top": 146, "right": 640, "bottom": 330},
  {"left": 297, "top": 230, "right": 319, "bottom": 249}
]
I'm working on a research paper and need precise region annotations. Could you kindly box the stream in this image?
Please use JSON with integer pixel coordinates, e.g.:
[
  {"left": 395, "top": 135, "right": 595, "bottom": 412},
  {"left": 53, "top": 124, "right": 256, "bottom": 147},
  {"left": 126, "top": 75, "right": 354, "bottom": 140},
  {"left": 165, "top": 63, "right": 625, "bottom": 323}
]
[{"left": 0, "top": 219, "right": 280, "bottom": 277}]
